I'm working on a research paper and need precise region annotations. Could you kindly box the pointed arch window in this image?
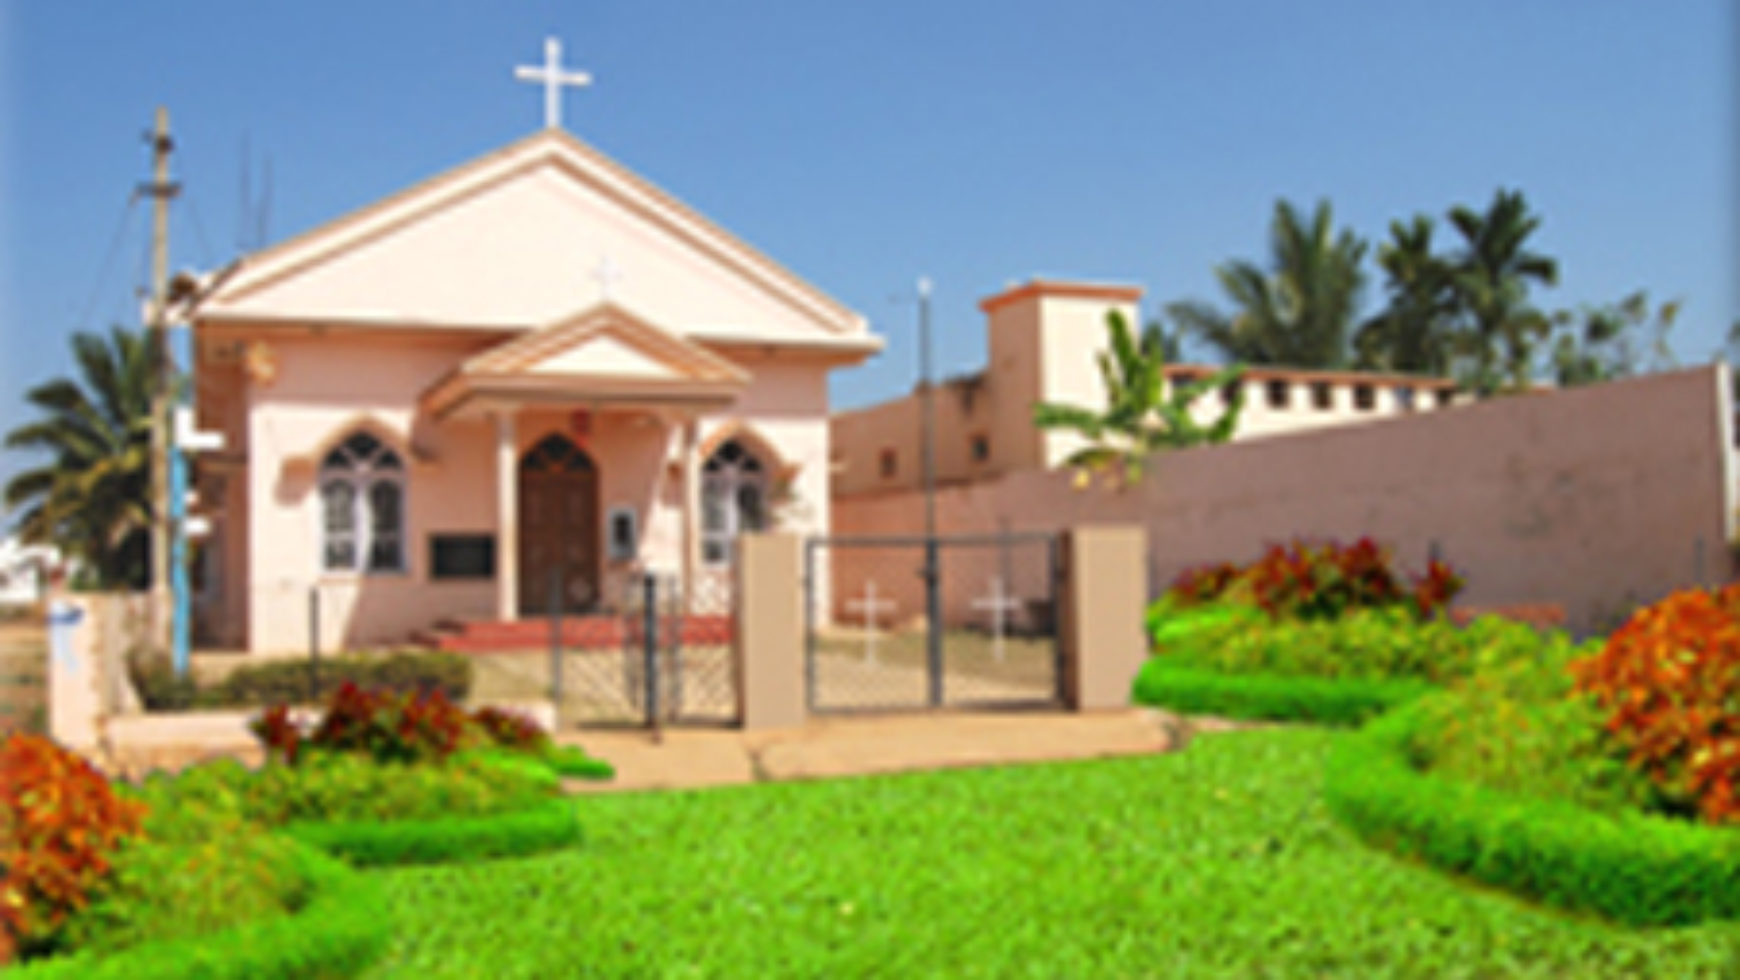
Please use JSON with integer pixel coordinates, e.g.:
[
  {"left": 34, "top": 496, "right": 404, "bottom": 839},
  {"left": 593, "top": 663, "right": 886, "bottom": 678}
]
[
  {"left": 319, "top": 432, "right": 405, "bottom": 573},
  {"left": 700, "top": 438, "right": 767, "bottom": 567}
]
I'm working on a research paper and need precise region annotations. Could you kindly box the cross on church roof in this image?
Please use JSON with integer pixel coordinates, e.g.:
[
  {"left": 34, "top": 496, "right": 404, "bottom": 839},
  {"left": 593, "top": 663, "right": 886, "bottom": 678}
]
[
  {"left": 514, "top": 36, "right": 592, "bottom": 130},
  {"left": 592, "top": 254, "right": 624, "bottom": 302}
]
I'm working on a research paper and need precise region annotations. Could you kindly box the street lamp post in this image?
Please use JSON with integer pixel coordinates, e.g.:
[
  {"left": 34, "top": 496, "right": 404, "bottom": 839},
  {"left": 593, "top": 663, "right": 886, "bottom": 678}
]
[{"left": 918, "top": 277, "right": 942, "bottom": 706}]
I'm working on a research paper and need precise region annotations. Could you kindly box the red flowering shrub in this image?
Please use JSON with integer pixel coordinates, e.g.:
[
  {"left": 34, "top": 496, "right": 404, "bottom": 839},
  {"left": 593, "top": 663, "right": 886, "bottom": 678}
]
[
  {"left": 1570, "top": 584, "right": 1740, "bottom": 824},
  {"left": 1168, "top": 563, "right": 1240, "bottom": 607},
  {"left": 0, "top": 735, "right": 147, "bottom": 963},
  {"left": 1166, "top": 537, "right": 1464, "bottom": 622},
  {"left": 305, "top": 682, "right": 472, "bottom": 765},
  {"left": 1410, "top": 559, "right": 1467, "bottom": 621},
  {"left": 249, "top": 704, "right": 302, "bottom": 764},
  {"left": 471, "top": 707, "right": 553, "bottom": 754},
  {"left": 250, "top": 684, "right": 557, "bottom": 767}
]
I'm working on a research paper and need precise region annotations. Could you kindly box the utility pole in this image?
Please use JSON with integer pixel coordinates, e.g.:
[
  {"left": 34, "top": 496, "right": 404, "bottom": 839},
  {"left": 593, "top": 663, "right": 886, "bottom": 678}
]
[
  {"left": 918, "top": 276, "right": 942, "bottom": 706},
  {"left": 143, "top": 107, "right": 177, "bottom": 657}
]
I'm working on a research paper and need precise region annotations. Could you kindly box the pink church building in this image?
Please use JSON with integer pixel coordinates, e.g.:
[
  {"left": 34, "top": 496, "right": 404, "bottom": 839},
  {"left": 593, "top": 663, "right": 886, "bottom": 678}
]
[{"left": 183, "top": 129, "right": 880, "bottom": 653}]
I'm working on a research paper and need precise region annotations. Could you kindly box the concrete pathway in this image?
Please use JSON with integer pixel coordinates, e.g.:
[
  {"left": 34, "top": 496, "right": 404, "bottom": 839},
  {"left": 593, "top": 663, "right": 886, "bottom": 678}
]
[{"left": 560, "top": 708, "right": 1201, "bottom": 793}]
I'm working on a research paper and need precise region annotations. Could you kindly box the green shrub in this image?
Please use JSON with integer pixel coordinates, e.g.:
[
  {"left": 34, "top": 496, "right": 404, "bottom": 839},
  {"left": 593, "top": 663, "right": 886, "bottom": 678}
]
[
  {"left": 12, "top": 843, "right": 389, "bottom": 979},
  {"left": 543, "top": 744, "right": 616, "bottom": 780},
  {"left": 217, "top": 650, "right": 471, "bottom": 706},
  {"left": 146, "top": 751, "right": 554, "bottom": 828},
  {"left": 1407, "top": 633, "right": 1654, "bottom": 815},
  {"left": 130, "top": 650, "right": 473, "bottom": 712},
  {"left": 61, "top": 787, "right": 311, "bottom": 956},
  {"left": 126, "top": 655, "right": 213, "bottom": 711},
  {"left": 1325, "top": 703, "right": 1740, "bottom": 926},
  {"left": 1131, "top": 657, "right": 1431, "bottom": 725},
  {"left": 1152, "top": 604, "right": 1565, "bottom": 688},
  {"left": 1145, "top": 598, "right": 1264, "bottom": 658},
  {"left": 283, "top": 798, "right": 583, "bottom": 867}
]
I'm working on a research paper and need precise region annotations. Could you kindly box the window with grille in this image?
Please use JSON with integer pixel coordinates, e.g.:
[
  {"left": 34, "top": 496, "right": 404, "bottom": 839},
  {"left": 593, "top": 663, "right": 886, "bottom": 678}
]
[
  {"left": 318, "top": 431, "right": 405, "bottom": 573},
  {"left": 700, "top": 439, "right": 767, "bottom": 567}
]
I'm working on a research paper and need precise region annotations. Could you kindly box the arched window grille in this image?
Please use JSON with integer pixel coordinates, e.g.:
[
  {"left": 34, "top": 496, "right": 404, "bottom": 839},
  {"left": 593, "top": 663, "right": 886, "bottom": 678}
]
[
  {"left": 700, "top": 438, "right": 767, "bottom": 567},
  {"left": 319, "top": 431, "right": 405, "bottom": 573}
]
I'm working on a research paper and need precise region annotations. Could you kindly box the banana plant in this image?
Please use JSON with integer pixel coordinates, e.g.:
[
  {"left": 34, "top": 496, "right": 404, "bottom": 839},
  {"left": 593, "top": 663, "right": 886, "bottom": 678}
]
[{"left": 1033, "top": 310, "right": 1244, "bottom": 489}]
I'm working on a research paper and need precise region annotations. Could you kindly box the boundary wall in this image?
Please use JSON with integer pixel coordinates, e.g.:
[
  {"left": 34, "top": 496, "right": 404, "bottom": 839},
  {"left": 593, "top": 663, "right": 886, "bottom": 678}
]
[{"left": 834, "top": 365, "right": 1738, "bottom": 636}]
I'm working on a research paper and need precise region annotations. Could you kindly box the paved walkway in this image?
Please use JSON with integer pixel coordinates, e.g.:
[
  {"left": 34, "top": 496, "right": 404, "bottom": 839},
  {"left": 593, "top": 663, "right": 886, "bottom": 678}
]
[{"left": 559, "top": 708, "right": 1214, "bottom": 793}]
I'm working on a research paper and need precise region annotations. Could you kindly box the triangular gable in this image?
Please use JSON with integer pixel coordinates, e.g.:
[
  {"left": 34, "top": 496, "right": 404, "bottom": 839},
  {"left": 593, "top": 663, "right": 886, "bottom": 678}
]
[
  {"left": 463, "top": 302, "right": 749, "bottom": 383},
  {"left": 422, "top": 303, "right": 750, "bottom": 419},
  {"left": 196, "top": 130, "right": 874, "bottom": 352}
]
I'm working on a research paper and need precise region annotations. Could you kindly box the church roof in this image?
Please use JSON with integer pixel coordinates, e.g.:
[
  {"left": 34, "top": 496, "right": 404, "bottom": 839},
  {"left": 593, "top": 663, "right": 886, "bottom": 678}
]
[{"left": 194, "top": 129, "right": 876, "bottom": 355}]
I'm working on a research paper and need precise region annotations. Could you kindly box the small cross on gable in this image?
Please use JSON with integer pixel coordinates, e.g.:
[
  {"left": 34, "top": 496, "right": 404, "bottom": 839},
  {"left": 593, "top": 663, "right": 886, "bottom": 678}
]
[
  {"left": 592, "top": 254, "right": 624, "bottom": 303},
  {"left": 514, "top": 36, "right": 592, "bottom": 130}
]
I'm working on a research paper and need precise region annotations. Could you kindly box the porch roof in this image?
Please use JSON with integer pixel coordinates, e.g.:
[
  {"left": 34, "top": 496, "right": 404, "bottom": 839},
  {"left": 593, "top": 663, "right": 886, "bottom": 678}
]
[{"left": 421, "top": 301, "right": 751, "bottom": 419}]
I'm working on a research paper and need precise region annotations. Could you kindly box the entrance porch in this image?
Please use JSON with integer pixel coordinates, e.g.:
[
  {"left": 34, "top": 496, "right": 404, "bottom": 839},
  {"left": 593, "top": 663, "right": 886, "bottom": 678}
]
[{"left": 419, "top": 302, "right": 756, "bottom": 626}]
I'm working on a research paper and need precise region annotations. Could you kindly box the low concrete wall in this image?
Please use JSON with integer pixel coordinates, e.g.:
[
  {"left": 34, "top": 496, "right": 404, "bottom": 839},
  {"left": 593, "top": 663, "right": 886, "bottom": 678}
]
[{"left": 834, "top": 366, "right": 1738, "bottom": 635}]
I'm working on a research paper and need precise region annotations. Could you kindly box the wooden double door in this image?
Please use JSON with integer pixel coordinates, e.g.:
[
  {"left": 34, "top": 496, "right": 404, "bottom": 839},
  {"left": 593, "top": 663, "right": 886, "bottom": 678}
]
[{"left": 518, "top": 435, "right": 601, "bottom": 616}]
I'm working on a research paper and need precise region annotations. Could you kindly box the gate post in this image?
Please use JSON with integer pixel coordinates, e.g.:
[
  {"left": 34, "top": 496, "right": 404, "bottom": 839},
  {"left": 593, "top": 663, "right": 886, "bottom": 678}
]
[
  {"left": 1059, "top": 525, "right": 1147, "bottom": 711},
  {"left": 734, "top": 532, "right": 805, "bottom": 729}
]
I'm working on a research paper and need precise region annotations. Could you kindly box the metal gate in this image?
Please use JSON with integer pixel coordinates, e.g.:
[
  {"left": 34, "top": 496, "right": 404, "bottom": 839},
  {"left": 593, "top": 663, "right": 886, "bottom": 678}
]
[
  {"left": 542, "top": 570, "right": 737, "bottom": 729},
  {"left": 804, "top": 533, "right": 1062, "bottom": 713}
]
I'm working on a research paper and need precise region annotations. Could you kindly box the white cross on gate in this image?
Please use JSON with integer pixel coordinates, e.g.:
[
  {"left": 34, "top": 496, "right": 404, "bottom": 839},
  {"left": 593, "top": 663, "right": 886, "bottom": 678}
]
[
  {"left": 971, "top": 576, "right": 1022, "bottom": 663},
  {"left": 592, "top": 254, "right": 624, "bottom": 302},
  {"left": 515, "top": 36, "right": 593, "bottom": 130},
  {"left": 845, "top": 579, "right": 895, "bottom": 666}
]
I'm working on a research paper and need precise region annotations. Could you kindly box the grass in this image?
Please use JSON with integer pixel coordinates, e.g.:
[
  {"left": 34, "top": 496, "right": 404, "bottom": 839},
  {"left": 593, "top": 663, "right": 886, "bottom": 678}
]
[{"left": 362, "top": 728, "right": 1740, "bottom": 977}]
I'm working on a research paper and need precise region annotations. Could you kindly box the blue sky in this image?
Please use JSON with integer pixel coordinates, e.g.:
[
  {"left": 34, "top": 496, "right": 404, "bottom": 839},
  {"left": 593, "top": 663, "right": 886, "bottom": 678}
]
[{"left": 1, "top": 3, "right": 1735, "bottom": 499}]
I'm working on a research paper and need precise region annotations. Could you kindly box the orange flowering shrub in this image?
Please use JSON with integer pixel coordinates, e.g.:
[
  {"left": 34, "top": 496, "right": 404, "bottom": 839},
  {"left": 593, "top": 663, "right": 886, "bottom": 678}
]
[
  {"left": 1570, "top": 584, "right": 1740, "bottom": 824},
  {"left": 0, "top": 734, "right": 147, "bottom": 963}
]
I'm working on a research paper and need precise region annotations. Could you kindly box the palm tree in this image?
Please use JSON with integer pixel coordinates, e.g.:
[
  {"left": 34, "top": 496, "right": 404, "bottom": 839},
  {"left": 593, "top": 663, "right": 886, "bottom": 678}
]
[
  {"left": 1446, "top": 189, "right": 1558, "bottom": 395},
  {"left": 1033, "top": 310, "right": 1244, "bottom": 488},
  {"left": 1353, "top": 215, "right": 1458, "bottom": 376},
  {"left": 4, "top": 327, "right": 158, "bottom": 589},
  {"left": 1167, "top": 199, "right": 1367, "bottom": 369}
]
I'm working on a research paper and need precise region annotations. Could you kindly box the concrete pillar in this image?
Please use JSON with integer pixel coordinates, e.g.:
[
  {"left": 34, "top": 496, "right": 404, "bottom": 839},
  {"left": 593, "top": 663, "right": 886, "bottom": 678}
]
[
  {"left": 1059, "top": 525, "right": 1147, "bottom": 710},
  {"left": 47, "top": 595, "right": 102, "bottom": 754},
  {"left": 495, "top": 411, "right": 518, "bottom": 621},
  {"left": 734, "top": 532, "right": 805, "bottom": 729},
  {"left": 680, "top": 418, "right": 699, "bottom": 615}
]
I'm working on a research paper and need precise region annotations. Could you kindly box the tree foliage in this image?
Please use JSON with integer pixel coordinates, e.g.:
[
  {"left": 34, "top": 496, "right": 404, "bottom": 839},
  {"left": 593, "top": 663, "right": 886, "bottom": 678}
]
[
  {"left": 1353, "top": 215, "right": 1458, "bottom": 376},
  {"left": 1032, "top": 310, "right": 1243, "bottom": 488},
  {"left": 1549, "top": 291, "right": 1679, "bottom": 387},
  {"left": 3, "top": 327, "right": 159, "bottom": 589},
  {"left": 1444, "top": 189, "right": 1559, "bottom": 395},
  {"left": 1168, "top": 199, "right": 1367, "bottom": 369}
]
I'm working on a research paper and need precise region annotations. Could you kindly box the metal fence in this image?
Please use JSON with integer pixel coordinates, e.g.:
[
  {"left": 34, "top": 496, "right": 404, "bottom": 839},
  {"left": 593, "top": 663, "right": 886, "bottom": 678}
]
[
  {"left": 460, "top": 568, "right": 738, "bottom": 730},
  {"left": 805, "top": 533, "right": 1061, "bottom": 713}
]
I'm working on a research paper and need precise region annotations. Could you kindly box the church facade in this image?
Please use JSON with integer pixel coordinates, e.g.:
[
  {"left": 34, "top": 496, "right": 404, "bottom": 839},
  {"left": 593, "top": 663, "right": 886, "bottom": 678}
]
[{"left": 185, "top": 129, "right": 879, "bottom": 653}]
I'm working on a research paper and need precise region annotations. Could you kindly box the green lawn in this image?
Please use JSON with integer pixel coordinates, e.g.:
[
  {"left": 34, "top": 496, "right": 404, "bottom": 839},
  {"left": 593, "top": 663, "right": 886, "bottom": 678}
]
[{"left": 362, "top": 728, "right": 1740, "bottom": 978}]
